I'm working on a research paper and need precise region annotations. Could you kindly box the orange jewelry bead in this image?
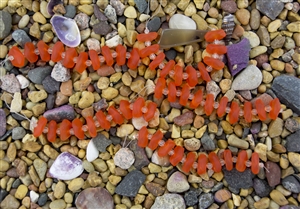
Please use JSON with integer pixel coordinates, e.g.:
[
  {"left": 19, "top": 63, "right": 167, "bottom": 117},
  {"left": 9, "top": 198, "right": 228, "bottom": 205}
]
[
  {"left": 139, "top": 44, "right": 159, "bottom": 58},
  {"left": 167, "top": 81, "right": 177, "bottom": 103},
  {"left": 116, "top": 45, "right": 126, "bottom": 66},
  {"left": 198, "top": 62, "right": 211, "bottom": 82},
  {"left": 88, "top": 50, "right": 101, "bottom": 70},
  {"left": 101, "top": 45, "right": 114, "bottom": 66},
  {"left": 179, "top": 84, "right": 190, "bottom": 106},
  {"left": 204, "top": 29, "right": 226, "bottom": 42},
  {"left": 228, "top": 101, "right": 240, "bottom": 124},
  {"left": 148, "top": 130, "right": 163, "bottom": 150},
  {"left": 74, "top": 52, "right": 88, "bottom": 73},
  {"left": 158, "top": 139, "right": 175, "bottom": 157},
  {"left": 24, "top": 42, "right": 38, "bottom": 63},
  {"left": 85, "top": 116, "right": 97, "bottom": 138},
  {"left": 37, "top": 40, "right": 51, "bottom": 62},
  {"left": 269, "top": 98, "right": 281, "bottom": 120},
  {"left": 223, "top": 149, "right": 233, "bottom": 171},
  {"left": 33, "top": 116, "right": 47, "bottom": 137},
  {"left": 186, "top": 65, "right": 198, "bottom": 87},
  {"left": 119, "top": 100, "right": 132, "bottom": 120},
  {"left": 208, "top": 152, "right": 222, "bottom": 173},
  {"left": 243, "top": 101, "right": 252, "bottom": 123},
  {"left": 169, "top": 146, "right": 184, "bottom": 166},
  {"left": 160, "top": 60, "right": 175, "bottom": 78},
  {"left": 236, "top": 150, "right": 248, "bottom": 172},
  {"left": 108, "top": 106, "right": 124, "bottom": 125},
  {"left": 149, "top": 52, "right": 165, "bottom": 70},
  {"left": 143, "top": 102, "right": 157, "bottom": 122},
  {"left": 8, "top": 46, "right": 25, "bottom": 67},
  {"left": 251, "top": 152, "right": 260, "bottom": 175},
  {"left": 174, "top": 65, "right": 183, "bottom": 86},
  {"left": 47, "top": 120, "right": 57, "bottom": 142},
  {"left": 203, "top": 57, "right": 224, "bottom": 70},
  {"left": 133, "top": 97, "right": 145, "bottom": 118},
  {"left": 51, "top": 41, "right": 64, "bottom": 62},
  {"left": 255, "top": 99, "right": 267, "bottom": 121},
  {"left": 60, "top": 119, "right": 72, "bottom": 141},
  {"left": 206, "top": 44, "right": 227, "bottom": 55},
  {"left": 72, "top": 118, "right": 85, "bottom": 140},
  {"left": 138, "top": 126, "right": 148, "bottom": 148},
  {"left": 197, "top": 154, "right": 208, "bottom": 175},
  {"left": 63, "top": 48, "right": 77, "bottom": 68},
  {"left": 154, "top": 78, "right": 166, "bottom": 99},
  {"left": 217, "top": 96, "right": 228, "bottom": 117},
  {"left": 95, "top": 110, "right": 111, "bottom": 130},
  {"left": 136, "top": 32, "right": 158, "bottom": 42},
  {"left": 127, "top": 48, "right": 140, "bottom": 70},
  {"left": 182, "top": 152, "right": 196, "bottom": 173},
  {"left": 190, "top": 90, "right": 203, "bottom": 109},
  {"left": 205, "top": 94, "right": 214, "bottom": 116}
]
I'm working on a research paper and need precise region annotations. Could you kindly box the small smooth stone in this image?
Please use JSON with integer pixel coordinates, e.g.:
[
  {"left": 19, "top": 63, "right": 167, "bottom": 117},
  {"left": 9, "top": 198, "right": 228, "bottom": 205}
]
[
  {"left": 0, "top": 74, "right": 21, "bottom": 93},
  {"left": 76, "top": 187, "right": 113, "bottom": 209},
  {"left": 167, "top": 171, "right": 190, "bottom": 193},
  {"left": 151, "top": 193, "right": 185, "bottom": 209},
  {"left": 49, "top": 199, "right": 66, "bottom": 209},
  {"left": 184, "top": 188, "right": 202, "bottom": 206},
  {"left": 221, "top": 0, "right": 237, "bottom": 13},
  {"left": 0, "top": 11, "right": 12, "bottom": 40},
  {"left": 16, "top": 75, "right": 29, "bottom": 89},
  {"left": 265, "top": 161, "right": 281, "bottom": 187},
  {"left": 174, "top": 111, "right": 194, "bottom": 126},
  {"left": 199, "top": 193, "right": 214, "bottom": 209},
  {"left": 236, "top": 8, "right": 250, "bottom": 25},
  {"left": 18, "top": 14, "right": 30, "bottom": 28},
  {"left": 282, "top": 176, "right": 300, "bottom": 193},
  {"left": 110, "top": 0, "right": 125, "bottom": 15},
  {"left": 43, "top": 105, "right": 75, "bottom": 122},
  {"left": 232, "top": 65, "right": 262, "bottom": 91},
  {"left": 268, "top": 118, "right": 284, "bottom": 138},
  {"left": 243, "top": 31, "right": 260, "bottom": 48},
  {"left": 184, "top": 138, "right": 201, "bottom": 151},
  {"left": 116, "top": 124, "right": 134, "bottom": 137},
  {"left": 253, "top": 178, "right": 272, "bottom": 197},
  {"left": 145, "top": 182, "right": 165, "bottom": 196},
  {"left": 132, "top": 117, "right": 148, "bottom": 130},
  {"left": 256, "top": 0, "right": 284, "bottom": 20},
  {"left": 15, "top": 184, "right": 28, "bottom": 199},
  {"left": 86, "top": 140, "right": 99, "bottom": 162},
  {"left": 169, "top": 14, "right": 196, "bottom": 29},
  {"left": 93, "top": 22, "right": 112, "bottom": 35},
  {"left": 286, "top": 130, "right": 300, "bottom": 152},
  {"left": 200, "top": 133, "right": 216, "bottom": 151},
  {"left": 151, "top": 150, "right": 170, "bottom": 167},
  {"left": 114, "top": 148, "right": 135, "bottom": 169},
  {"left": 104, "top": 5, "right": 117, "bottom": 23},
  {"left": 30, "top": 190, "right": 39, "bottom": 203},
  {"left": 48, "top": 152, "right": 84, "bottom": 180},
  {"left": 68, "top": 178, "right": 84, "bottom": 192},
  {"left": 223, "top": 168, "right": 253, "bottom": 189},
  {"left": 12, "top": 29, "right": 31, "bottom": 48},
  {"left": 0, "top": 109, "right": 6, "bottom": 137},
  {"left": 227, "top": 134, "right": 249, "bottom": 149},
  {"left": 129, "top": 140, "right": 150, "bottom": 170},
  {"left": 105, "top": 35, "right": 122, "bottom": 48},
  {"left": 42, "top": 75, "right": 60, "bottom": 94},
  {"left": 10, "top": 92, "right": 22, "bottom": 113},
  {"left": 12, "top": 127, "right": 26, "bottom": 140},
  {"left": 51, "top": 63, "right": 71, "bottom": 82},
  {"left": 270, "top": 190, "right": 288, "bottom": 206},
  {"left": 115, "top": 170, "right": 146, "bottom": 197},
  {"left": 54, "top": 181, "right": 66, "bottom": 199},
  {"left": 214, "top": 189, "right": 231, "bottom": 203},
  {"left": 78, "top": 91, "right": 94, "bottom": 108},
  {"left": 28, "top": 66, "right": 52, "bottom": 85},
  {"left": 206, "top": 81, "right": 221, "bottom": 99},
  {"left": 0, "top": 194, "right": 20, "bottom": 209},
  {"left": 124, "top": 6, "right": 137, "bottom": 18}
]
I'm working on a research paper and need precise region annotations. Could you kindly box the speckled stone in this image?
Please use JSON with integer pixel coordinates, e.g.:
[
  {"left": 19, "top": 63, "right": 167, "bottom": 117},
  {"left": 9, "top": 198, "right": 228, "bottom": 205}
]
[
  {"left": 28, "top": 66, "right": 52, "bottom": 84},
  {"left": 167, "top": 171, "right": 190, "bottom": 193},
  {"left": 256, "top": 0, "right": 284, "bottom": 20},
  {"left": 232, "top": 65, "right": 262, "bottom": 90},
  {"left": 198, "top": 193, "right": 214, "bottom": 209},
  {"left": 223, "top": 168, "right": 253, "bottom": 189},
  {"left": 0, "top": 11, "right": 12, "bottom": 40},
  {"left": 151, "top": 193, "right": 186, "bottom": 209},
  {"left": 42, "top": 75, "right": 61, "bottom": 94},
  {"left": 282, "top": 176, "right": 300, "bottom": 193},
  {"left": 43, "top": 105, "right": 75, "bottom": 122},
  {"left": 76, "top": 187, "right": 113, "bottom": 209},
  {"left": 253, "top": 178, "right": 272, "bottom": 197},
  {"left": 0, "top": 109, "right": 6, "bottom": 138}
]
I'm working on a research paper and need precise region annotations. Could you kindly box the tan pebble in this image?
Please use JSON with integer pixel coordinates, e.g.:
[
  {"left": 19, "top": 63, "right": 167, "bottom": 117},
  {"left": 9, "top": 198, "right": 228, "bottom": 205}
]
[
  {"left": 192, "top": 14, "right": 208, "bottom": 30},
  {"left": 208, "top": 122, "right": 218, "bottom": 134},
  {"left": 32, "top": 102, "right": 46, "bottom": 116},
  {"left": 116, "top": 124, "right": 134, "bottom": 137},
  {"left": 270, "top": 190, "right": 288, "bottom": 206},
  {"left": 215, "top": 189, "right": 231, "bottom": 203},
  {"left": 108, "top": 175, "right": 121, "bottom": 186},
  {"left": 177, "top": 0, "right": 190, "bottom": 10},
  {"left": 110, "top": 72, "right": 122, "bottom": 83},
  {"left": 195, "top": 125, "right": 207, "bottom": 138},
  {"left": 97, "top": 77, "right": 110, "bottom": 90},
  {"left": 262, "top": 70, "right": 273, "bottom": 84},
  {"left": 193, "top": 115, "right": 204, "bottom": 128},
  {"left": 268, "top": 118, "right": 283, "bottom": 138},
  {"left": 40, "top": 1, "right": 51, "bottom": 18},
  {"left": 236, "top": 8, "right": 250, "bottom": 25},
  {"left": 270, "top": 60, "right": 285, "bottom": 71},
  {"left": 268, "top": 19, "right": 282, "bottom": 32},
  {"left": 87, "top": 171, "right": 102, "bottom": 187},
  {"left": 172, "top": 124, "right": 181, "bottom": 138},
  {"left": 250, "top": 46, "right": 268, "bottom": 58},
  {"left": 43, "top": 145, "right": 59, "bottom": 159},
  {"left": 148, "top": 163, "right": 161, "bottom": 173},
  {"left": 78, "top": 91, "right": 94, "bottom": 109},
  {"left": 219, "top": 79, "right": 231, "bottom": 93},
  {"left": 124, "top": 6, "right": 137, "bottom": 18},
  {"left": 228, "top": 134, "right": 249, "bottom": 149},
  {"left": 254, "top": 197, "right": 270, "bottom": 209},
  {"left": 0, "top": 45, "right": 8, "bottom": 59},
  {"left": 68, "top": 178, "right": 84, "bottom": 192},
  {"left": 255, "top": 143, "right": 268, "bottom": 162},
  {"left": 184, "top": 2, "right": 197, "bottom": 16},
  {"left": 184, "top": 45, "right": 194, "bottom": 63},
  {"left": 220, "top": 121, "right": 233, "bottom": 134},
  {"left": 60, "top": 80, "right": 73, "bottom": 96},
  {"left": 288, "top": 152, "right": 300, "bottom": 169},
  {"left": 167, "top": 108, "right": 181, "bottom": 122},
  {"left": 7, "top": 143, "right": 16, "bottom": 162},
  {"left": 101, "top": 87, "right": 118, "bottom": 100},
  {"left": 49, "top": 199, "right": 67, "bottom": 209},
  {"left": 287, "top": 21, "right": 300, "bottom": 32},
  {"left": 0, "top": 159, "right": 10, "bottom": 172},
  {"left": 15, "top": 184, "right": 28, "bottom": 200},
  {"left": 54, "top": 181, "right": 66, "bottom": 199},
  {"left": 28, "top": 90, "right": 47, "bottom": 103},
  {"left": 184, "top": 138, "right": 200, "bottom": 151},
  {"left": 182, "top": 130, "right": 194, "bottom": 138},
  {"left": 122, "top": 72, "right": 132, "bottom": 86},
  {"left": 78, "top": 4, "right": 93, "bottom": 15}
]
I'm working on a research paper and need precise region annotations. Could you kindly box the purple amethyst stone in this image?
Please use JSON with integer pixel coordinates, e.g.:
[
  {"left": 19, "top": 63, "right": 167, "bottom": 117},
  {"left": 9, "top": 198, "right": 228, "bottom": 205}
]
[{"left": 43, "top": 105, "right": 75, "bottom": 122}]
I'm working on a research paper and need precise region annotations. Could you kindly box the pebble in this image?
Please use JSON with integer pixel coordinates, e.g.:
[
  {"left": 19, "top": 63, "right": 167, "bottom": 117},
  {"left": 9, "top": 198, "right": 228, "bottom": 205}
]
[
  {"left": 272, "top": 75, "right": 300, "bottom": 115},
  {"left": 12, "top": 127, "right": 26, "bottom": 140},
  {"left": 48, "top": 152, "right": 84, "bottom": 180},
  {"left": 28, "top": 66, "right": 52, "bottom": 84},
  {"left": 30, "top": 190, "right": 39, "bottom": 203},
  {"left": 265, "top": 161, "right": 281, "bottom": 187},
  {"left": 105, "top": 5, "right": 117, "bottom": 23},
  {"left": 74, "top": 13, "right": 90, "bottom": 30},
  {"left": 114, "top": 147, "right": 135, "bottom": 169},
  {"left": 1, "top": 74, "right": 21, "bottom": 93},
  {"left": 129, "top": 140, "right": 150, "bottom": 170},
  {"left": 200, "top": 132, "right": 215, "bottom": 151},
  {"left": 0, "top": 109, "right": 6, "bottom": 138},
  {"left": 102, "top": 87, "right": 118, "bottom": 100},
  {"left": 151, "top": 150, "right": 170, "bottom": 166},
  {"left": 151, "top": 193, "right": 186, "bottom": 209},
  {"left": 15, "top": 184, "right": 28, "bottom": 199},
  {"left": 37, "top": 193, "right": 48, "bottom": 206},
  {"left": 132, "top": 117, "right": 148, "bottom": 130},
  {"left": 214, "top": 189, "right": 231, "bottom": 203},
  {"left": 236, "top": 8, "right": 250, "bottom": 25},
  {"left": 54, "top": 181, "right": 66, "bottom": 199},
  {"left": 232, "top": 65, "right": 262, "bottom": 90},
  {"left": 184, "top": 138, "right": 201, "bottom": 151},
  {"left": 42, "top": 75, "right": 61, "bottom": 94},
  {"left": 15, "top": 75, "right": 29, "bottom": 89},
  {"left": 116, "top": 124, "right": 134, "bottom": 137},
  {"left": 110, "top": 0, "right": 125, "bottom": 16},
  {"left": 223, "top": 168, "right": 253, "bottom": 189},
  {"left": 93, "top": 21, "right": 112, "bottom": 35},
  {"left": 253, "top": 178, "right": 272, "bottom": 197},
  {"left": 254, "top": 197, "right": 270, "bottom": 209},
  {"left": 270, "top": 190, "right": 288, "bottom": 206},
  {"left": 250, "top": 9, "right": 261, "bottom": 30},
  {"left": 0, "top": 194, "right": 20, "bottom": 209},
  {"left": 0, "top": 160, "right": 11, "bottom": 172},
  {"left": 145, "top": 182, "right": 165, "bottom": 196},
  {"left": 68, "top": 178, "right": 84, "bottom": 192},
  {"left": 206, "top": 81, "right": 221, "bottom": 99},
  {"left": 86, "top": 139, "right": 99, "bottom": 162},
  {"left": 282, "top": 176, "right": 300, "bottom": 193},
  {"left": 167, "top": 171, "right": 190, "bottom": 193},
  {"left": 268, "top": 118, "right": 283, "bottom": 138},
  {"left": 271, "top": 35, "right": 286, "bottom": 49},
  {"left": 11, "top": 29, "right": 31, "bottom": 48},
  {"left": 174, "top": 111, "right": 194, "bottom": 126},
  {"left": 221, "top": 0, "right": 237, "bottom": 13},
  {"left": 169, "top": 14, "right": 196, "bottom": 29},
  {"left": 286, "top": 130, "right": 300, "bottom": 152},
  {"left": 105, "top": 34, "right": 122, "bottom": 47},
  {"left": 226, "top": 38, "right": 251, "bottom": 76},
  {"left": 65, "top": 5, "right": 77, "bottom": 18},
  {"left": 43, "top": 105, "right": 75, "bottom": 122},
  {"left": 184, "top": 188, "right": 202, "bottom": 206},
  {"left": 78, "top": 91, "right": 94, "bottom": 108},
  {"left": 198, "top": 193, "right": 214, "bottom": 209},
  {"left": 115, "top": 170, "right": 146, "bottom": 197},
  {"left": 256, "top": 0, "right": 284, "bottom": 20},
  {"left": 49, "top": 199, "right": 67, "bottom": 209},
  {"left": 92, "top": 133, "right": 112, "bottom": 152},
  {"left": 76, "top": 187, "right": 114, "bottom": 209},
  {"left": 51, "top": 63, "right": 71, "bottom": 82},
  {"left": 0, "top": 11, "right": 12, "bottom": 40},
  {"left": 10, "top": 92, "right": 22, "bottom": 113},
  {"left": 243, "top": 32, "right": 260, "bottom": 48}
]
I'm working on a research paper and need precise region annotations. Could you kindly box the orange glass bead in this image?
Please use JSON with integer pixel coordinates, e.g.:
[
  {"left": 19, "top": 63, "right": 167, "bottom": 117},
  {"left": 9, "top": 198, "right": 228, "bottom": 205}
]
[
  {"left": 255, "top": 99, "right": 267, "bottom": 121},
  {"left": 133, "top": 97, "right": 145, "bottom": 118},
  {"left": 186, "top": 65, "right": 198, "bottom": 87},
  {"left": 198, "top": 62, "right": 211, "bottom": 82},
  {"left": 47, "top": 120, "right": 57, "bottom": 142},
  {"left": 149, "top": 52, "right": 165, "bottom": 70},
  {"left": 116, "top": 45, "right": 126, "bottom": 66},
  {"left": 168, "top": 81, "right": 177, "bottom": 103},
  {"left": 75, "top": 52, "right": 88, "bottom": 73},
  {"left": 60, "top": 119, "right": 72, "bottom": 141},
  {"left": 63, "top": 48, "right": 77, "bottom": 68},
  {"left": 236, "top": 150, "right": 248, "bottom": 172},
  {"left": 108, "top": 106, "right": 124, "bottom": 125},
  {"left": 95, "top": 110, "right": 110, "bottom": 130},
  {"left": 138, "top": 126, "right": 148, "bottom": 148},
  {"left": 206, "top": 44, "right": 227, "bottom": 55},
  {"left": 269, "top": 98, "right": 281, "bottom": 120},
  {"left": 190, "top": 90, "right": 203, "bottom": 109},
  {"left": 223, "top": 149, "right": 233, "bottom": 171},
  {"left": 174, "top": 65, "right": 183, "bottom": 86},
  {"left": 143, "top": 102, "right": 157, "bottom": 122},
  {"left": 139, "top": 44, "right": 159, "bottom": 58},
  {"left": 203, "top": 57, "right": 224, "bottom": 70},
  {"left": 169, "top": 146, "right": 184, "bottom": 166},
  {"left": 148, "top": 130, "right": 163, "bottom": 150},
  {"left": 89, "top": 50, "right": 101, "bottom": 70},
  {"left": 251, "top": 152, "right": 260, "bottom": 174},
  {"left": 217, "top": 96, "right": 228, "bottom": 117},
  {"left": 197, "top": 154, "right": 208, "bottom": 175},
  {"left": 208, "top": 152, "right": 222, "bottom": 173},
  {"left": 127, "top": 48, "right": 140, "bottom": 70},
  {"left": 179, "top": 84, "right": 190, "bottom": 106},
  {"left": 182, "top": 152, "right": 196, "bottom": 173},
  {"left": 243, "top": 101, "right": 252, "bottom": 123},
  {"left": 136, "top": 32, "right": 158, "bottom": 42},
  {"left": 86, "top": 116, "right": 97, "bottom": 138},
  {"left": 101, "top": 45, "right": 114, "bottom": 66},
  {"left": 160, "top": 60, "right": 175, "bottom": 78},
  {"left": 154, "top": 78, "right": 166, "bottom": 99},
  {"left": 228, "top": 101, "right": 240, "bottom": 124},
  {"left": 119, "top": 100, "right": 132, "bottom": 120},
  {"left": 205, "top": 94, "right": 214, "bottom": 116},
  {"left": 37, "top": 40, "right": 50, "bottom": 62},
  {"left": 33, "top": 116, "right": 47, "bottom": 137},
  {"left": 8, "top": 46, "right": 25, "bottom": 67},
  {"left": 204, "top": 29, "right": 226, "bottom": 42},
  {"left": 51, "top": 41, "right": 64, "bottom": 62},
  {"left": 158, "top": 139, "right": 175, "bottom": 157},
  {"left": 72, "top": 118, "right": 85, "bottom": 140},
  {"left": 24, "top": 42, "right": 38, "bottom": 63}
]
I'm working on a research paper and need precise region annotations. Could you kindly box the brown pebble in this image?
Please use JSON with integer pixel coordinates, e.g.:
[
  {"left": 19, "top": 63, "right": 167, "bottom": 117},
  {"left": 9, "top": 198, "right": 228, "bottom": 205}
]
[
  {"left": 145, "top": 182, "right": 165, "bottom": 197},
  {"left": 214, "top": 189, "right": 232, "bottom": 203},
  {"left": 265, "top": 161, "right": 281, "bottom": 187},
  {"left": 60, "top": 80, "right": 73, "bottom": 96},
  {"left": 173, "top": 111, "right": 194, "bottom": 126}
]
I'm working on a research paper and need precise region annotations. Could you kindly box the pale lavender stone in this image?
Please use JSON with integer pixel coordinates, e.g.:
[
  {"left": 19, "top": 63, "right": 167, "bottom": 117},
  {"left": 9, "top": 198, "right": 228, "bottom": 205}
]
[
  {"left": 47, "top": 0, "right": 63, "bottom": 16},
  {"left": 50, "top": 15, "right": 81, "bottom": 47},
  {"left": 226, "top": 38, "right": 251, "bottom": 76},
  {"left": 43, "top": 105, "right": 75, "bottom": 122},
  {"left": 0, "top": 109, "right": 6, "bottom": 137},
  {"left": 49, "top": 152, "right": 83, "bottom": 180},
  {"left": 0, "top": 74, "right": 21, "bottom": 93}
]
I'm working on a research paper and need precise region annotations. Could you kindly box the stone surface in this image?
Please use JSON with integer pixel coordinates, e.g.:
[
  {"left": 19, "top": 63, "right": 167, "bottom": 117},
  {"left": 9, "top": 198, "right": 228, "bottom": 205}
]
[
  {"left": 184, "top": 188, "right": 202, "bottom": 207},
  {"left": 286, "top": 130, "right": 300, "bottom": 152},
  {"left": 42, "top": 75, "right": 61, "bottom": 94},
  {"left": 92, "top": 133, "right": 112, "bottom": 152},
  {"left": 113, "top": 147, "right": 135, "bottom": 169},
  {"left": 282, "top": 176, "right": 300, "bottom": 193},
  {"left": 198, "top": 193, "right": 214, "bottom": 209},
  {"left": 201, "top": 133, "right": 216, "bottom": 151},
  {"left": 0, "top": 194, "right": 20, "bottom": 209},
  {"left": 0, "top": 11, "right": 12, "bottom": 40},
  {"left": 232, "top": 65, "right": 262, "bottom": 90},
  {"left": 265, "top": 161, "right": 281, "bottom": 187},
  {"left": 151, "top": 193, "right": 186, "bottom": 209},
  {"left": 253, "top": 178, "right": 272, "bottom": 197},
  {"left": 0, "top": 74, "right": 21, "bottom": 93},
  {"left": 174, "top": 111, "right": 194, "bottom": 126},
  {"left": 272, "top": 75, "right": 300, "bottom": 115},
  {"left": 51, "top": 63, "right": 71, "bottom": 82},
  {"left": 129, "top": 140, "right": 150, "bottom": 170},
  {"left": 0, "top": 109, "right": 6, "bottom": 137},
  {"left": 76, "top": 187, "right": 113, "bottom": 209},
  {"left": 169, "top": 14, "right": 196, "bottom": 29},
  {"left": 28, "top": 66, "right": 52, "bottom": 85},
  {"left": 223, "top": 168, "right": 253, "bottom": 189},
  {"left": 115, "top": 170, "right": 146, "bottom": 197},
  {"left": 86, "top": 140, "right": 99, "bottom": 162},
  {"left": 12, "top": 29, "right": 31, "bottom": 47},
  {"left": 43, "top": 105, "right": 75, "bottom": 122},
  {"left": 167, "top": 171, "right": 190, "bottom": 193},
  {"left": 256, "top": 0, "right": 284, "bottom": 20}
]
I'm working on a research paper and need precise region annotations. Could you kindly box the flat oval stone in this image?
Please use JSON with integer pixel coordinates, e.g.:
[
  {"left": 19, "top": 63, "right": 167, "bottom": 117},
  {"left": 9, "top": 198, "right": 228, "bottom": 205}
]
[
  {"left": 169, "top": 14, "right": 196, "bottom": 29},
  {"left": 167, "top": 171, "right": 190, "bottom": 193},
  {"left": 86, "top": 140, "right": 99, "bottom": 162},
  {"left": 232, "top": 65, "right": 262, "bottom": 91},
  {"left": 151, "top": 193, "right": 186, "bottom": 209}
]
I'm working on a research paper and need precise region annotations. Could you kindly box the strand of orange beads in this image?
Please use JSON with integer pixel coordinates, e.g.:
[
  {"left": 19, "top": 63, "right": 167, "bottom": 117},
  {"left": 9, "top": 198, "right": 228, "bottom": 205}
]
[
  {"left": 154, "top": 78, "right": 282, "bottom": 124},
  {"left": 32, "top": 97, "right": 157, "bottom": 142},
  {"left": 6, "top": 40, "right": 141, "bottom": 72},
  {"left": 137, "top": 126, "right": 263, "bottom": 175}
]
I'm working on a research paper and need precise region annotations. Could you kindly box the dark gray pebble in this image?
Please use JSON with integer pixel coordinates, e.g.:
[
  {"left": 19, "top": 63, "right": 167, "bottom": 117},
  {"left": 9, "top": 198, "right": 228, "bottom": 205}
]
[
  {"left": 0, "top": 109, "right": 6, "bottom": 138},
  {"left": 253, "top": 178, "right": 272, "bottom": 197},
  {"left": 115, "top": 170, "right": 146, "bottom": 197},
  {"left": 285, "top": 117, "right": 300, "bottom": 133},
  {"left": 11, "top": 179, "right": 22, "bottom": 189},
  {"left": 46, "top": 94, "right": 55, "bottom": 110},
  {"left": 28, "top": 66, "right": 52, "bottom": 85},
  {"left": 94, "top": 4, "right": 107, "bottom": 21},
  {"left": 223, "top": 168, "right": 253, "bottom": 189},
  {"left": 130, "top": 140, "right": 150, "bottom": 170},
  {"left": 43, "top": 105, "right": 75, "bottom": 123},
  {"left": 282, "top": 176, "right": 300, "bottom": 193},
  {"left": 0, "top": 129, "right": 12, "bottom": 141},
  {"left": 147, "top": 17, "right": 161, "bottom": 32},
  {"left": 110, "top": 136, "right": 121, "bottom": 145},
  {"left": 134, "top": 0, "right": 148, "bottom": 13},
  {"left": 42, "top": 75, "right": 61, "bottom": 94},
  {"left": 0, "top": 189, "right": 8, "bottom": 202},
  {"left": 64, "top": 5, "right": 76, "bottom": 18},
  {"left": 38, "top": 193, "right": 48, "bottom": 206},
  {"left": 272, "top": 75, "right": 300, "bottom": 115},
  {"left": 0, "top": 11, "right": 12, "bottom": 40},
  {"left": 11, "top": 29, "right": 31, "bottom": 48},
  {"left": 12, "top": 127, "right": 26, "bottom": 140},
  {"left": 93, "top": 22, "right": 113, "bottom": 35},
  {"left": 92, "top": 133, "right": 112, "bottom": 153},
  {"left": 165, "top": 49, "right": 177, "bottom": 61},
  {"left": 198, "top": 193, "right": 214, "bottom": 209},
  {"left": 286, "top": 130, "right": 300, "bottom": 152},
  {"left": 184, "top": 188, "right": 202, "bottom": 206},
  {"left": 256, "top": 0, "right": 284, "bottom": 20},
  {"left": 201, "top": 133, "right": 216, "bottom": 151}
]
